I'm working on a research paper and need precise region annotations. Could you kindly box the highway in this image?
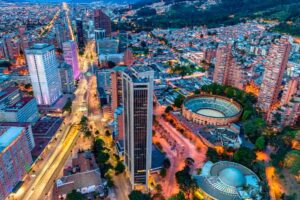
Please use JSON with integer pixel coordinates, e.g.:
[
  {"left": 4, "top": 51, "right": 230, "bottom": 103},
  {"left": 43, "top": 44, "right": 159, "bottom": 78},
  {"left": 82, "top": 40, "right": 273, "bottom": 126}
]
[{"left": 12, "top": 77, "right": 88, "bottom": 200}]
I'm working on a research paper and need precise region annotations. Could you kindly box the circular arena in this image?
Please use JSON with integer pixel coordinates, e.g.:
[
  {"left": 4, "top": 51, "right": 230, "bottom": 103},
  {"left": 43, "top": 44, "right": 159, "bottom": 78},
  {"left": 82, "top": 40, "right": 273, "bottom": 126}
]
[{"left": 182, "top": 95, "right": 242, "bottom": 126}]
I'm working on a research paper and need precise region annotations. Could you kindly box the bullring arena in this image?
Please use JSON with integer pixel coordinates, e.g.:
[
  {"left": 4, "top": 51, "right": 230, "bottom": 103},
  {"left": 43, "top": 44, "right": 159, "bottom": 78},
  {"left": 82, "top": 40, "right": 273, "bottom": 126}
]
[{"left": 182, "top": 94, "right": 242, "bottom": 126}]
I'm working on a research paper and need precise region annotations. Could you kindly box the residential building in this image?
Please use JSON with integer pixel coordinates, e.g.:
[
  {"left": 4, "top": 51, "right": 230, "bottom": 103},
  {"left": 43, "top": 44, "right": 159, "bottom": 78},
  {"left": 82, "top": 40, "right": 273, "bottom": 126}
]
[
  {"left": 213, "top": 43, "right": 243, "bottom": 89},
  {"left": 122, "top": 66, "right": 154, "bottom": 189},
  {"left": 0, "top": 122, "right": 35, "bottom": 151},
  {"left": 0, "top": 126, "right": 33, "bottom": 200},
  {"left": 258, "top": 38, "right": 291, "bottom": 111},
  {"left": 25, "top": 43, "right": 62, "bottom": 106}
]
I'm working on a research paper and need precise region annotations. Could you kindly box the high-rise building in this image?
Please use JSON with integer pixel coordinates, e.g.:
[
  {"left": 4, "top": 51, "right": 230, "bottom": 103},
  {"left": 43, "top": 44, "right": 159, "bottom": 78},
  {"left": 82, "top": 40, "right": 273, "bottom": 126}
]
[
  {"left": 76, "top": 18, "right": 85, "bottom": 49},
  {"left": 0, "top": 126, "right": 33, "bottom": 200},
  {"left": 95, "top": 29, "right": 106, "bottom": 41},
  {"left": 122, "top": 66, "right": 154, "bottom": 189},
  {"left": 25, "top": 43, "right": 62, "bottom": 106},
  {"left": 96, "top": 38, "right": 119, "bottom": 55},
  {"left": 0, "top": 96, "right": 39, "bottom": 123},
  {"left": 258, "top": 38, "right": 291, "bottom": 111},
  {"left": 94, "top": 9, "right": 111, "bottom": 37},
  {"left": 111, "top": 66, "right": 126, "bottom": 141},
  {"left": 58, "top": 62, "right": 75, "bottom": 94},
  {"left": 96, "top": 68, "right": 112, "bottom": 92},
  {"left": 213, "top": 43, "right": 243, "bottom": 89},
  {"left": 63, "top": 40, "right": 80, "bottom": 80}
]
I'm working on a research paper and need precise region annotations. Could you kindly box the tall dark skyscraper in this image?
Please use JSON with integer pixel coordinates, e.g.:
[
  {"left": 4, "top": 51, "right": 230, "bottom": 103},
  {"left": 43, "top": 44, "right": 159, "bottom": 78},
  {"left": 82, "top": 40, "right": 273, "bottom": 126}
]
[
  {"left": 122, "top": 67, "right": 154, "bottom": 189},
  {"left": 94, "top": 9, "right": 112, "bottom": 37},
  {"left": 75, "top": 18, "right": 84, "bottom": 49}
]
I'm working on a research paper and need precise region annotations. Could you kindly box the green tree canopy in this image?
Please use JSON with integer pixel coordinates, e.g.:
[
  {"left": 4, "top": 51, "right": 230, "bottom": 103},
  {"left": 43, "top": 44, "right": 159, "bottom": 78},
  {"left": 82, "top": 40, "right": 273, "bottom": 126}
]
[
  {"left": 128, "top": 190, "right": 151, "bottom": 200},
  {"left": 67, "top": 190, "right": 84, "bottom": 200}
]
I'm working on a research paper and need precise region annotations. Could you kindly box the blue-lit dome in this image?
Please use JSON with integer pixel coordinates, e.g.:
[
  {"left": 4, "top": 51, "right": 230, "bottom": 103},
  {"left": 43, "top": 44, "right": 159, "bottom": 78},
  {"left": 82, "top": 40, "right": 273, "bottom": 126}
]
[{"left": 218, "top": 167, "right": 246, "bottom": 187}]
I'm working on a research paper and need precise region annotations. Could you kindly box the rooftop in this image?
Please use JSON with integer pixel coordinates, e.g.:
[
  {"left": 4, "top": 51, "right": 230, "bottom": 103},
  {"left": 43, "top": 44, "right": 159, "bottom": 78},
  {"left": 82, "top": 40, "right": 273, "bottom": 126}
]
[{"left": 0, "top": 126, "right": 23, "bottom": 152}]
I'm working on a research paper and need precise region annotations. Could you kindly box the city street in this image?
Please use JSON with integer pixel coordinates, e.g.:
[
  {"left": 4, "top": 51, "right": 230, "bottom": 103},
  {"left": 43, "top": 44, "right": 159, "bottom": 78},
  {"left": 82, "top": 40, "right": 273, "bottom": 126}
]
[{"left": 12, "top": 77, "right": 88, "bottom": 200}]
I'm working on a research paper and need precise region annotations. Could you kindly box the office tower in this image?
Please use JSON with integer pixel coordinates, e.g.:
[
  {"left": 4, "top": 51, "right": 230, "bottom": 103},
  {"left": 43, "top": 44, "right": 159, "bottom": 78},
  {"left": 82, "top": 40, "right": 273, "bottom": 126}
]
[
  {"left": 0, "top": 122, "right": 35, "bottom": 151},
  {"left": 0, "top": 87, "right": 21, "bottom": 109},
  {"left": 213, "top": 43, "right": 243, "bottom": 89},
  {"left": 95, "top": 29, "right": 106, "bottom": 41},
  {"left": 96, "top": 38, "right": 119, "bottom": 55},
  {"left": 118, "top": 31, "right": 129, "bottom": 52},
  {"left": 96, "top": 69, "right": 112, "bottom": 92},
  {"left": 122, "top": 66, "right": 154, "bottom": 189},
  {"left": 25, "top": 43, "right": 62, "bottom": 106},
  {"left": 55, "top": 23, "right": 70, "bottom": 49},
  {"left": 0, "top": 96, "right": 39, "bottom": 123},
  {"left": 94, "top": 9, "right": 111, "bottom": 37},
  {"left": 76, "top": 18, "right": 85, "bottom": 49},
  {"left": 58, "top": 62, "right": 75, "bottom": 94},
  {"left": 63, "top": 40, "right": 80, "bottom": 80},
  {"left": 0, "top": 126, "right": 33, "bottom": 200},
  {"left": 111, "top": 66, "right": 126, "bottom": 140},
  {"left": 258, "top": 38, "right": 291, "bottom": 111}
]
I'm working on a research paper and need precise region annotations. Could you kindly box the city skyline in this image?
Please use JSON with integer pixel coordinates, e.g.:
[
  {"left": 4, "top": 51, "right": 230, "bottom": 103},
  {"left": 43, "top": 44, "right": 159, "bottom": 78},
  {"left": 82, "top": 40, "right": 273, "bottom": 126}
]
[{"left": 0, "top": 1, "right": 299, "bottom": 200}]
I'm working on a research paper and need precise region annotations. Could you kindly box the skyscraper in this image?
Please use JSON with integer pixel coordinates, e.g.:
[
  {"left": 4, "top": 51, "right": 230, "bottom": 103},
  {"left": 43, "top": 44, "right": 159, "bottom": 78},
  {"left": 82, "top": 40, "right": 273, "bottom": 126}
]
[
  {"left": 63, "top": 40, "right": 80, "bottom": 80},
  {"left": 258, "top": 38, "right": 291, "bottom": 111},
  {"left": 25, "top": 43, "right": 62, "bottom": 106},
  {"left": 122, "top": 66, "right": 154, "bottom": 189},
  {"left": 111, "top": 66, "right": 126, "bottom": 141},
  {"left": 213, "top": 43, "right": 243, "bottom": 89},
  {"left": 58, "top": 62, "right": 75, "bottom": 94},
  {"left": 76, "top": 18, "right": 85, "bottom": 49},
  {"left": 94, "top": 9, "right": 111, "bottom": 37}
]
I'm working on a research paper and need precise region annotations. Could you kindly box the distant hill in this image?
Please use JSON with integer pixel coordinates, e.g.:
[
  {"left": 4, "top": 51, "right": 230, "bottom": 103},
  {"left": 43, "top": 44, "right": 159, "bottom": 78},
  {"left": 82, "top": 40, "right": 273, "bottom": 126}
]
[
  {"left": 126, "top": 0, "right": 300, "bottom": 36},
  {"left": 3, "top": 0, "right": 141, "bottom": 4}
]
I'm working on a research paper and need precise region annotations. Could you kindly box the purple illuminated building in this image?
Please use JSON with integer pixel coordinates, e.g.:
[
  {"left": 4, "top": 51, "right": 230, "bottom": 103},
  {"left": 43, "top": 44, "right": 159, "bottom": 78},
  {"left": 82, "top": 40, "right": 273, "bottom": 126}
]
[{"left": 63, "top": 40, "right": 80, "bottom": 80}]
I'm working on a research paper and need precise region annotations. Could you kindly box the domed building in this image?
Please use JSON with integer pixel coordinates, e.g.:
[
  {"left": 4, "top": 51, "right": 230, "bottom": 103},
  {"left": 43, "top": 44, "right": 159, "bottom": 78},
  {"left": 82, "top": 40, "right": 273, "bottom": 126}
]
[{"left": 194, "top": 161, "right": 261, "bottom": 200}]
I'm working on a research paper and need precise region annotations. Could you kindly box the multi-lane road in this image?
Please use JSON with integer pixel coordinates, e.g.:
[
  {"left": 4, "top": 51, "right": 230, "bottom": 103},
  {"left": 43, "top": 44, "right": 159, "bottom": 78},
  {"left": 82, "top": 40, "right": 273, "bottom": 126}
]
[{"left": 12, "top": 77, "right": 88, "bottom": 200}]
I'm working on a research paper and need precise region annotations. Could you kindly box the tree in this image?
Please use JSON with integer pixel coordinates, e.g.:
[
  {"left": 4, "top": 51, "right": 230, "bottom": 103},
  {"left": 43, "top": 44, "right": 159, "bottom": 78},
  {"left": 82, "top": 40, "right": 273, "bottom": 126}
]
[
  {"left": 233, "top": 147, "right": 256, "bottom": 168},
  {"left": 175, "top": 166, "right": 197, "bottom": 197},
  {"left": 165, "top": 105, "right": 174, "bottom": 113},
  {"left": 169, "top": 192, "right": 185, "bottom": 200},
  {"left": 255, "top": 136, "right": 266, "bottom": 150},
  {"left": 163, "top": 158, "right": 171, "bottom": 169},
  {"left": 115, "top": 161, "right": 125, "bottom": 174},
  {"left": 97, "top": 151, "right": 110, "bottom": 164},
  {"left": 67, "top": 190, "right": 84, "bottom": 200},
  {"left": 174, "top": 94, "right": 185, "bottom": 108},
  {"left": 160, "top": 168, "right": 167, "bottom": 178},
  {"left": 206, "top": 147, "right": 219, "bottom": 162},
  {"left": 128, "top": 190, "right": 151, "bottom": 200},
  {"left": 105, "top": 129, "right": 111, "bottom": 136},
  {"left": 284, "top": 150, "right": 300, "bottom": 175}
]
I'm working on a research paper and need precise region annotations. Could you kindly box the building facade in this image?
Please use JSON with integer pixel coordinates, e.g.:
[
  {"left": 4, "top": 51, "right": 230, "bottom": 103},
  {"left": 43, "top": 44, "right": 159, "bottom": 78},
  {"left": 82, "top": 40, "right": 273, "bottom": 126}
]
[
  {"left": 213, "top": 43, "right": 243, "bottom": 89},
  {"left": 0, "top": 126, "right": 33, "bottom": 200},
  {"left": 25, "top": 43, "right": 62, "bottom": 106},
  {"left": 63, "top": 40, "right": 80, "bottom": 80},
  {"left": 258, "top": 38, "right": 291, "bottom": 111},
  {"left": 0, "top": 96, "right": 39, "bottom": 123},
  {"left": 122, "top": 67, "right": 154, "bottom": 189},
  {"left": 58, "top": 62, "right": 75, "bottom": 94},
  {"left": 93, "top": 9, "right": 111, "bottom": 37}
]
